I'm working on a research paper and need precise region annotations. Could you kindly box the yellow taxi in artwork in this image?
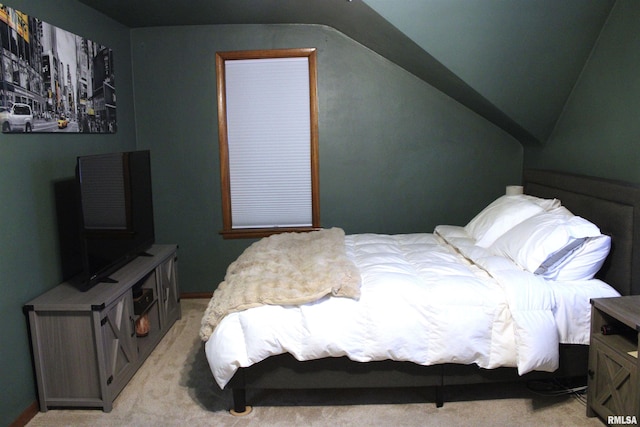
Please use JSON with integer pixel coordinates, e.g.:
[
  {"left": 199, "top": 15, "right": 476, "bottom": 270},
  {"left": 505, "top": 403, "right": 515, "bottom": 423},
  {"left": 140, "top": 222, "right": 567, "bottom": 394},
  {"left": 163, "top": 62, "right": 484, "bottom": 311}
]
[{"left": 57, "top": 115, "right": 69, "bottom": 129}]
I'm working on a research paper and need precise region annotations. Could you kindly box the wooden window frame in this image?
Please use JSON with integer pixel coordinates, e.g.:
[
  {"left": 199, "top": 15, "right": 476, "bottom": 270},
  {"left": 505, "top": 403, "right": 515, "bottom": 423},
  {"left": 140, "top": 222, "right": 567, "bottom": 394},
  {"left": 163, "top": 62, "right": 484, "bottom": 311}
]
[{"left": 216, "top": 48, "right": 320, "bottom": 239}]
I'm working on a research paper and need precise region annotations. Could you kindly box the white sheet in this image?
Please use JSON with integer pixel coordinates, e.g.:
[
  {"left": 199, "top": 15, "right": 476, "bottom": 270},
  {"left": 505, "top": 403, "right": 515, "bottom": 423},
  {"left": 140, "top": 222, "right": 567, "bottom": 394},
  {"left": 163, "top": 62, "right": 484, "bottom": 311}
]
[{"left": 205, "top": 230, "right": 619, "bottom": 388}]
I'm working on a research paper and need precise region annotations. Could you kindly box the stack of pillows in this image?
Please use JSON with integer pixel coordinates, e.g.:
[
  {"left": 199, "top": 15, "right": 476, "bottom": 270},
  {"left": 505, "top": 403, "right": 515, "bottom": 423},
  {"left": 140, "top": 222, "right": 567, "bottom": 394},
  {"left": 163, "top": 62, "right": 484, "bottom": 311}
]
[{"left": 464, "top": 194, "right": 610, "bottom": 281}]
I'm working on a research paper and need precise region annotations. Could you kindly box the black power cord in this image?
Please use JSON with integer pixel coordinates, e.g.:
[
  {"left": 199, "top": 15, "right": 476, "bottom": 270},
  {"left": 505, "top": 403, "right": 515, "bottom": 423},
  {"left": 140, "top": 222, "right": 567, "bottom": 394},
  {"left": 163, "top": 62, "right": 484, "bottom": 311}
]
[{"left": 526, "top": 378, "right": 588, "bottom": 405}]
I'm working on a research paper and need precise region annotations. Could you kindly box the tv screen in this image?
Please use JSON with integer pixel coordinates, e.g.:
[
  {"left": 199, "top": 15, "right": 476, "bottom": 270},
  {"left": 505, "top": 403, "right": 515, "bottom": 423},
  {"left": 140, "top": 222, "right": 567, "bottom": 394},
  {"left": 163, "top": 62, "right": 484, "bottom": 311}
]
[{"left": 76, "top": 150, "right": 155, "bottom": 290}]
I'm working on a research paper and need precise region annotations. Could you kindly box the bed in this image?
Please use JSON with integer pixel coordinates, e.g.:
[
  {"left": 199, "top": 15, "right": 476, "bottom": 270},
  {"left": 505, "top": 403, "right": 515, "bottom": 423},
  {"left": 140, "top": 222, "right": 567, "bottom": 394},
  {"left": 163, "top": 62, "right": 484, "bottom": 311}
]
[{"left": 200, "top": 169, "right": 640, "bottom": 414}]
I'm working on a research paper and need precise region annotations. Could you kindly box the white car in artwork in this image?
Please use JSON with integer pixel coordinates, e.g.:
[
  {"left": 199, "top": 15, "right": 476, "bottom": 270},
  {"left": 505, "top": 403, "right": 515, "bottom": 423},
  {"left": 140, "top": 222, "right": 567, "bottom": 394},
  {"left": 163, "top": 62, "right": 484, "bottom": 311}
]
[{"left": 1, "top": 102, "right": 33, "bottom": 133}]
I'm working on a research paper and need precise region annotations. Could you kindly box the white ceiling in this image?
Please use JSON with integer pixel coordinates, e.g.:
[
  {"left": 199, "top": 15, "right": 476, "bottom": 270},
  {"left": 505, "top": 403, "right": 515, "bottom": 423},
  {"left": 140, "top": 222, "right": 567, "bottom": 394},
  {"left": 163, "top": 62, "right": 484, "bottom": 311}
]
[{"left": 75, "top": 0, "right": 615, "bottom": 144}]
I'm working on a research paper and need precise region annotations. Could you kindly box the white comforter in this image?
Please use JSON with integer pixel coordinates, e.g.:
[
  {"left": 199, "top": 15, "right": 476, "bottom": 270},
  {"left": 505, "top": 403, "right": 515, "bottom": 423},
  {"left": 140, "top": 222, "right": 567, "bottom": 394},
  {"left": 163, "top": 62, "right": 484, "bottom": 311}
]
[{"left": 205, "top": 228, "right": 619, "bottom": 388}]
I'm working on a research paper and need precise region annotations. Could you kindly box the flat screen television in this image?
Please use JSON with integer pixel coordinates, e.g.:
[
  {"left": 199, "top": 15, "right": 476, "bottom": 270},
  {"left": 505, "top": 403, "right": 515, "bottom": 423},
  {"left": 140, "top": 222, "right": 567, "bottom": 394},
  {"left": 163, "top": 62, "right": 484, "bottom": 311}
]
[{"left": 75, "top": 150, "right": 155, "bottom": 290}]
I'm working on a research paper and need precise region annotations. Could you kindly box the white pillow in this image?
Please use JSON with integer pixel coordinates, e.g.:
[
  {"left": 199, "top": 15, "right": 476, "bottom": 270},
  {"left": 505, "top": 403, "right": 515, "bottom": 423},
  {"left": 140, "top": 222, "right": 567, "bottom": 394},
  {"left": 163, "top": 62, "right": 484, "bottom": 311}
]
[
  {"left": 434, "top": 225, "right": 470, "bottom": 239},
  {"left": 539, "top": 235, "right": 611, "bottom": 281},
  {"left": 465, "top": 196, "right": 545, "bottom": 248},
  {"left": 533, "top": 237, "right": 588, "bottom": 275},
  {"left": 489, "top": 211, "right": 602, "bottom": 273},
  {"left": 519, "top": 195, "right": 562, "bottom": 211}
]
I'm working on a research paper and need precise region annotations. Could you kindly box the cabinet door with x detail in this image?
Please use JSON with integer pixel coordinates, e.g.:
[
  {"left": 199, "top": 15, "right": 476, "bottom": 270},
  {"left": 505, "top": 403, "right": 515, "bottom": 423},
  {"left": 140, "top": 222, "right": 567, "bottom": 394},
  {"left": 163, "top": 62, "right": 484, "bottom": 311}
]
[
  {"left": 589, "top": 336, "right": 638, "bottom": 419},
  {"left": 99, "top": 291, "right": 138, "bottom": 404},
  {"left": 158, "top": 255, "right": 181, "bottom": 329}
]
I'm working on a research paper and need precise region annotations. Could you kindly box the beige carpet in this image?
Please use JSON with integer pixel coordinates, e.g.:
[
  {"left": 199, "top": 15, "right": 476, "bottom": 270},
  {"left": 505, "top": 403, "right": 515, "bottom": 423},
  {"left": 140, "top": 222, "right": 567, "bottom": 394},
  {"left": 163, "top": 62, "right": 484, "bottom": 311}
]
[{"left": 27, "top": 299, "right": 605, "bottom": 427}]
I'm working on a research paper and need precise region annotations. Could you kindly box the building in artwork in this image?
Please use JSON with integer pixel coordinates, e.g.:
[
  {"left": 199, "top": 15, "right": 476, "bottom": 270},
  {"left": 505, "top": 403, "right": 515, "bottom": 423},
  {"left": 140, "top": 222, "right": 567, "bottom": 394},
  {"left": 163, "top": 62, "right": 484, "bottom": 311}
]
[{"left": 0, "top": 5, "right": 45, "bottom": 116}]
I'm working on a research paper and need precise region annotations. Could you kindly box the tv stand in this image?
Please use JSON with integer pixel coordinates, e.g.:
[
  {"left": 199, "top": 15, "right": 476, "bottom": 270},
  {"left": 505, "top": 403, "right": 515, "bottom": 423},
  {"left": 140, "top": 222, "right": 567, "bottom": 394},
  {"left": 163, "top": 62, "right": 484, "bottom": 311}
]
[{"left": 24, "top": 244, "right": 180, "bottom": 412}]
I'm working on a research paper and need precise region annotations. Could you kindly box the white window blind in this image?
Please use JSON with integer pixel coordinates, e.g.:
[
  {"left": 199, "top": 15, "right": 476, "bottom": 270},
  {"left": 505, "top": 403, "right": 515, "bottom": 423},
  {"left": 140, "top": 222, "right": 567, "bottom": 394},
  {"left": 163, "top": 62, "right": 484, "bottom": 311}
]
[{"left": 224, "top": 57, "right": 312, "bottom": 229}]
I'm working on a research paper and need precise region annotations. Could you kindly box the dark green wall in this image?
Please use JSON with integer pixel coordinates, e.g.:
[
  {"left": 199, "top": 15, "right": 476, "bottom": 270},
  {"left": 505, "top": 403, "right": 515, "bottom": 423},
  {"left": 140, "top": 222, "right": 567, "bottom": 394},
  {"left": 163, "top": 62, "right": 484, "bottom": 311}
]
[
  {"left": 130, "top": 24, "right": 522, "bottom": 294},
  {"left": 0, "top": 1, "right": 135, "bottom": 424},
  {"left": 525, "top": 0, "right": 640, "bottom": 184}
]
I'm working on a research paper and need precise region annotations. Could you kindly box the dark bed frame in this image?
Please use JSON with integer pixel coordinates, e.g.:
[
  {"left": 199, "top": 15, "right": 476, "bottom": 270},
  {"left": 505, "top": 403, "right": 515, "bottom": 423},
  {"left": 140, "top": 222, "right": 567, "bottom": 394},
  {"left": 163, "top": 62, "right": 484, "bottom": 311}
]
[{"left": 225, "top": 169, "right": 640, "bottom": 413}]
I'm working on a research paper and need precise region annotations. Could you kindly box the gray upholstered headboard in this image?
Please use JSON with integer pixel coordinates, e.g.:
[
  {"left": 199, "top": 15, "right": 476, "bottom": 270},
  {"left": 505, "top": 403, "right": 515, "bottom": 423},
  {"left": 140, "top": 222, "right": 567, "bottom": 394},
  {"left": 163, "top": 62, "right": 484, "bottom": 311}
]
[{"left": 523, "top": 169, "right": 640, "bottom": 296}]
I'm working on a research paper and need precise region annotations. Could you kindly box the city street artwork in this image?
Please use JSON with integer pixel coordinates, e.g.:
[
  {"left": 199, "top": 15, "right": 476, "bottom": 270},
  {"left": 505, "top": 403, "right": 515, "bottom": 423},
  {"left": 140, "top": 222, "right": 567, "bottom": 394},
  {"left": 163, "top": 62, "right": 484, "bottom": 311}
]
[{"left": 1, "top": 4, "right": 116, "bottom": 133}]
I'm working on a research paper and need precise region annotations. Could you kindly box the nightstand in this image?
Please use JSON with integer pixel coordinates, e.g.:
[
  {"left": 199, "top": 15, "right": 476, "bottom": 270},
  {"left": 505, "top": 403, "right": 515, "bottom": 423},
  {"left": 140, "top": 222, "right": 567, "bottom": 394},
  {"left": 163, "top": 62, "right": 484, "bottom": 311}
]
[{"left": 587, "top": 296, "right": 640, "bottom": 423}]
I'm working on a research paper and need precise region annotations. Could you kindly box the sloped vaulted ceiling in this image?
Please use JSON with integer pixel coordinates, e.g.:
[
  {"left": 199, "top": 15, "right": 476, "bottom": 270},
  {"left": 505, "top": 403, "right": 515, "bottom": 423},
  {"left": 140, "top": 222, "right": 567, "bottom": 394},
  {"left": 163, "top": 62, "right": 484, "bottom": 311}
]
[
  {"left": 364, "top": 0, "right": 615, "bottom": 144},
  {"left": 76, "top": 0, "right": 615, "bottom": 145}
]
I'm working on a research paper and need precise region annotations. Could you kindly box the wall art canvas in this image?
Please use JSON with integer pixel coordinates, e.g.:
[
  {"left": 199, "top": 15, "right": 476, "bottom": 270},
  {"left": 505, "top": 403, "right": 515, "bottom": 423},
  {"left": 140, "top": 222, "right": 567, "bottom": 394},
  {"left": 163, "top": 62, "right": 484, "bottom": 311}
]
[{"left": 0, "top": 4, "right": 116, "bottom": 133}]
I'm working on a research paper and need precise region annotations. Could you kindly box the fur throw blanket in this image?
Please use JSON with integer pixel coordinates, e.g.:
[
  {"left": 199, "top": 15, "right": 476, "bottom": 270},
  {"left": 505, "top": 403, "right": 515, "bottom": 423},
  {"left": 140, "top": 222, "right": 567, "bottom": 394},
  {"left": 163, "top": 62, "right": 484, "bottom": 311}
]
[{"left": 200, "top": 228, "right": 361, "bottom": 341}]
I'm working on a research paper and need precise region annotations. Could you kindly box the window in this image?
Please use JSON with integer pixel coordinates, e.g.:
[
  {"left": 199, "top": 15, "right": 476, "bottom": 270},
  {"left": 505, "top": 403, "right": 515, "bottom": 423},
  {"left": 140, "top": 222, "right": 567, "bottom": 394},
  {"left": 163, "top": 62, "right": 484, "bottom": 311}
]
[{"left": 216, "top": 48, "right": 320, "bottom": 239}]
